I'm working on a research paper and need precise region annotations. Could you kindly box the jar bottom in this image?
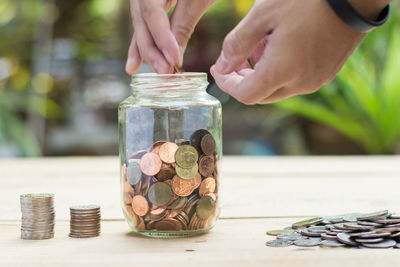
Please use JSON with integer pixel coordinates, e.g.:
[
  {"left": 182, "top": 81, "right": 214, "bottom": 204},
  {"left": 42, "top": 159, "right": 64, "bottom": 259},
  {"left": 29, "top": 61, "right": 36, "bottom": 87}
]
[{"left": 130, "top": 227, "right": 213, "bottom": 238}]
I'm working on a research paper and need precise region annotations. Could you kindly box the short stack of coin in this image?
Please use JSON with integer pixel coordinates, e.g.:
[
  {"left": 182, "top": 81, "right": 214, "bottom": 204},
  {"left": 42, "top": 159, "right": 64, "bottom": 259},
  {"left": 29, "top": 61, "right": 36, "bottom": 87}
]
[
  {"left": 123, "top": 128, "right": 219, "bottom": 233},
  {"left": 20, "top": 193, "right": 55, "bottom": 240},
  {"left": 266, "top": 210, "right": 400, "bottom": 249},
  {"left": 69, "top": 205, "right": 101, "bottom": 238}
]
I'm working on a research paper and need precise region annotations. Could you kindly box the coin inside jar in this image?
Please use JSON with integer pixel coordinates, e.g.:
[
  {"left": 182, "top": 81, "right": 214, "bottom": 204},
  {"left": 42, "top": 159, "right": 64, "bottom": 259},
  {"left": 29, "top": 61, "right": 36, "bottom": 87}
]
[
  {"left": 190, "top": 129, "right": 211, "bottom": 153},
  {"left": 158, "top": 142, "right": 179, "bottom": 164},
  {"left": 131, "top": 195, "right": 149, "bottom": 216},
  {"left": 198, "top": 155, "right": 215, "bottom": 177},
  {"left": 140, "top": 152, "right": 162, "bottom": 176},
  {"left": 196, "top": 196, "right": 216, "bottom": 220},
  {"left": 156, "top": 167, "right": 176, "bottom": 181},
  {"left": 172, "top": 174, "right": 201, "bottom": 197},
  {"left": 199, "top": 177, "right": 216, "bottom": 196},
  {"left": 148, "top": 182, "right": 173, "bottom": 206},
  {"left": 200, "top": 134, "right": 216, "bottom": 155},
  {"left": 175, "top": 164, "right": 198, "bottom": 180},
  {"left": 127, "top": 159, "right": 142, "bottom": 185},
  {"left": 175, "top": 145, "right": 198, "bottom": 169}
]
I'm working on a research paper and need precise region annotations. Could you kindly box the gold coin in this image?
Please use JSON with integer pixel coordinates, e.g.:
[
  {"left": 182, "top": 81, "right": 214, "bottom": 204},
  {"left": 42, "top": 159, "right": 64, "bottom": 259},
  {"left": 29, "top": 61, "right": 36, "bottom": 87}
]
[
  {"left": 176, "top": 164, "right": 198, "bottom": 180},
  {"left": 175, "top": 145, "right": 198, "bottom": 168}
]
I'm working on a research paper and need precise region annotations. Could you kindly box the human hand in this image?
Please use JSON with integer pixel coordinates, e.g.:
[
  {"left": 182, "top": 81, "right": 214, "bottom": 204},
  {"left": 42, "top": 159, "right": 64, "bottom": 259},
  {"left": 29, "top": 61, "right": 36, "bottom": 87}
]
[
  {"left": 210, "top": 0, "right": 367, "bottom": 104},
  {"left": 126, "top": 0, "right": 216, "bottom": 75}
]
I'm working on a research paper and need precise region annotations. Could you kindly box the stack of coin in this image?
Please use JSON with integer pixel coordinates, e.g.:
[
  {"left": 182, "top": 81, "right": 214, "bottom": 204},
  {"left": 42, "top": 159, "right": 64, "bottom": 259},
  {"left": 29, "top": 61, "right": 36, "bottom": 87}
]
[
  {"left": 123, "top": 128, "right": 219, "bottom": 232},
  {"left": 69, "top": 205, "right": 101, "bottom": 238},
  {"left": 20, "top": 193, "right": 55, "bottom": 240},
  {"left": 266, "top": 210, "right": 400, "bottom": 249}
]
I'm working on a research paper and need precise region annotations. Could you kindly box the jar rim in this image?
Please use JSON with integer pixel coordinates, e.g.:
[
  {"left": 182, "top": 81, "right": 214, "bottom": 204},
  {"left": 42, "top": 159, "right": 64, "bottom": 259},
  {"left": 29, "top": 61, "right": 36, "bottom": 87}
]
[{"left": 132, "top": 72, "right": 207, "bottom": 79}]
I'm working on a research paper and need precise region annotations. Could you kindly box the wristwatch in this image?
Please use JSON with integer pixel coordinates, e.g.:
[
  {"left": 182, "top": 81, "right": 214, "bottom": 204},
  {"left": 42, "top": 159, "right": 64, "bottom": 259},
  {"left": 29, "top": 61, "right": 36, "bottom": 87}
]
[{"left": 326, "top": 0, "right": 390, "bottom": 32}]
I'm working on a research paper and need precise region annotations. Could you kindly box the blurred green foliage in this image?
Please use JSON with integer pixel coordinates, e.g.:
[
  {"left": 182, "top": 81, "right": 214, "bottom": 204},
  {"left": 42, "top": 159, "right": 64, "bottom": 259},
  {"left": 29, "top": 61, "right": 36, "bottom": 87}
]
[{"left": 275, "top": 5, "right": 400, "bottom": 154}]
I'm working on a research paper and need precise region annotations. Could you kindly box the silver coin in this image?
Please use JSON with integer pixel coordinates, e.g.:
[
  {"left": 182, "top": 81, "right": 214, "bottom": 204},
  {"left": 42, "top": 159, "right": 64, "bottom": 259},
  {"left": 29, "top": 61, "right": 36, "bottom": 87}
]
[
  {"left": 69, "top": 233, "right": 100, "bottom": 238},
  {"left": 320, "top": 240, "right": 346, "bottom": 247},
  {"left": 357, "top": 210, "right": 389, "bottom": 220},
  {"left": 276, "top": 233, "right": 306, "bottom": 241},
  {"left": 374, "top": 218, "right": 400, "bottom": 224},
  {"left": 337, "top": 233, "right": 358, "bottom": 246},
  {"left": 395, "top": 243, "right": 400, "bottom": 248},
  {"left": 343, "top": 223, "right": 375, "bottom": 230},
  {"left": 292, "top": 217, "right": 323, "bottom": 229},
  {"left": 70, "top": 204, "right": 100, "bottom": 210},
  {"left": 361, "top": 239, "right": 396, "bottom": 249},
  {"left": 389, "top": 214, "right": 400, "bottom": 219},
  {"left": 321, "top": 233, "right": 338, "bottom": 240},
  {"left": 266, "top": 239, "right": 293, "bottom": 247},
  {"left": 294, "top": 238, "right": 321, "bottom": 247},
  {"left": 357, "top": 231, "right": 391, "bottom": 238},
  {"left": 357, "top": 221, "right": 382, "bottom": 227},
  {"left": 300, "top": 229, "right": 322, "bottom": 237},
  {"left": 390, "top": 232, "right": 400, "bottom": 238},
  {"left": 354, "top": 237, "right": 384, "bottom": 243}
]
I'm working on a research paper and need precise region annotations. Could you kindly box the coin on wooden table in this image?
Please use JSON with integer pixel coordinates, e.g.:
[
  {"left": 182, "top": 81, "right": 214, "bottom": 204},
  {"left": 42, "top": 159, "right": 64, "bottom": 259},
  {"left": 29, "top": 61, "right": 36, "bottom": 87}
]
[
  {"left": 356, "top": 210, "right": 388, "bottom": 220},
  {"left": 266, "top": 239, "right": 293, "bottom": 247},
  {"left": 337, "top": 233, "right": 358, "bottom": 246},
  {"left": 140, "top": 152, "right": 162, "bottom": 176},
  {"left": 175, "top": 145, "right": 198, "bottom": 169},
  {"left": 172, "top": 174, "right": 201, "bottom": 197},
  {"left": 176, "top": 164, "right": 198, "bottom": 180},
  {"left": 321, "top": 233, "right": 338, "bottom": 240},
  {"left": 198, "top": 155, "right": 215, "bottom": 177},
  {"left": 190, "top": 129, "right": 211, "bottom": 153},
  {"left": 200, "top": 134, "right": 216, "bottom": 155},
  {"left": 199, "top": 177, "right": 216, "bottom": 197},
  {"left": 374, "top": 218, "right": 400, "bottom": 224},
  {"left": 294, "top": 238, "right": 321, "bottom": 247},
  {"left": 300, "top": 228, "right": 323, "bottom": 237},
  {"left": 343, "top": 223, "right": 375, "bottom": 230},
  {"left": 196, "top": 196, "right": 216, "bottom": 220},
  {"left": 361, "top": 239, "right": 396, "bottom": 249},
  {"left": 389, "top": 214, "right": 400, "bottom": 219},
  {"left": 277, "top": 233, "right": 306, "bottom": 241},
  {"left": 354, "top": 237, "right": 385, "bottom": 243},
  {"left": 148, "top": 182, "right": 173, "bottom": 206},
  {"left": 320, "top": 240, "right": 346, "bottom": 247},
  {"left": 266, "top": 229, "right": 296, "bottom": 236},
  {"left": 131, "top": 195, "right": 149, "bottom": 216},
  {"left": 159, "top": 142, "right": 179, "bottom": 164},
  {"left": 358, "top": 231, "right": 391, "bottom": 238},
  {"left": 127, "top": 159, "right": 142, "bottom": 185},
  {"left": 292, "top": 217, "right": 323, "bottom": 229}
]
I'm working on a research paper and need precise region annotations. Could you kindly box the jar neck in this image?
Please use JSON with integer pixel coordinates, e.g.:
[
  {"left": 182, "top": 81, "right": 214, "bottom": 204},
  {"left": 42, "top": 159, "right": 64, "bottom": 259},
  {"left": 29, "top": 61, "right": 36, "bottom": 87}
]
[{"left": 131, "top": 73, "right": 208, "bottom": 97}]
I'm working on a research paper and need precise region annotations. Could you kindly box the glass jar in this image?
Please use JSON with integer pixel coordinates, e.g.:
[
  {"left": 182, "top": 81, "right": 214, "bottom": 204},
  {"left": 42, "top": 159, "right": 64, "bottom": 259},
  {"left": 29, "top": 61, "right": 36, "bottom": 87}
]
[{"left": 119, "top": 73, "right": 222, "bottom": 238}]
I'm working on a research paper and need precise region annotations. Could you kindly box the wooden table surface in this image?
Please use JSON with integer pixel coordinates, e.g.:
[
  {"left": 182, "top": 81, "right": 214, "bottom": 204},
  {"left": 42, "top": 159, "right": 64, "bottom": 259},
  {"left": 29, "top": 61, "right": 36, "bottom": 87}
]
[{"left": 1, "top": 156, "right": 400, "bottom": 266}]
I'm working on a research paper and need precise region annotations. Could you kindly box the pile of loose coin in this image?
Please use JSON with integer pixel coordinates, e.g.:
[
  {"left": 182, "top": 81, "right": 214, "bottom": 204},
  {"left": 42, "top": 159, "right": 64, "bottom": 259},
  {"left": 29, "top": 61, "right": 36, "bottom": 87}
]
[
  {"left": 20, "top": 193, "right": 55, "bottom": 240},
  {"left": 123, "top": 129, "right": 219, "bottom": 232},
  {"left": 69, "top": 205, "right": 101, "bottom": 238},
  {"left": 266, "top": 210, "right": 400, "bottom": 249}
]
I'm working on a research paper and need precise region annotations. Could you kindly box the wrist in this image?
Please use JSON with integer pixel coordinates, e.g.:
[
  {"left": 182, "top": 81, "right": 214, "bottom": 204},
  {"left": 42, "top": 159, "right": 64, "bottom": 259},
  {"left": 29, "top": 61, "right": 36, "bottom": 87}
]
[{"left": 348, "top": 0, "right": 391, "bottom": 20}]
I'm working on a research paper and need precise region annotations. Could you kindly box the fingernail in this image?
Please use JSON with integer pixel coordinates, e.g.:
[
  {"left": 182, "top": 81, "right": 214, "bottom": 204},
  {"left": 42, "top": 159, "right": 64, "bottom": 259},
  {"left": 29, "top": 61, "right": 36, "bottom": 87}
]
[
  {"left": 162, "top": 48, "right": 174, "bottom": 65},
  {"left": 215, "top": 52, "right": 229, "bottom": 73},
  {"left": 125, "top": 58, "right": 132, "bottom": 74}
]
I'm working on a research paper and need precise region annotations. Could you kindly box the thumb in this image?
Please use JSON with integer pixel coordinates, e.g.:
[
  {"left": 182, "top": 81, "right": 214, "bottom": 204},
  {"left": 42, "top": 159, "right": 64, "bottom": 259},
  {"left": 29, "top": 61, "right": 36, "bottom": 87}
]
[
  {"left": 170, "top": 0, "right": 216, "bottom": 66},
  {"left": 215, "top": 5, "right": 273, "bottom": 74}
]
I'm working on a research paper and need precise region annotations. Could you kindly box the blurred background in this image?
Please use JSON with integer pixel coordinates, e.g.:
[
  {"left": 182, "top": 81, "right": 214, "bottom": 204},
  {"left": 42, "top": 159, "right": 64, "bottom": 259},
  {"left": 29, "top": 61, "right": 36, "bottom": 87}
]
[{"left": 0, "top": 0, "right": 399, "bottom": 157}]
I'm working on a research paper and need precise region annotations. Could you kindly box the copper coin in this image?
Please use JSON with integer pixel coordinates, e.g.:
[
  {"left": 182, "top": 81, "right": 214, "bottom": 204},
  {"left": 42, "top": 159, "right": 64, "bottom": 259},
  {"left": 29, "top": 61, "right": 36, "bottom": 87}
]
[
  {"left": 150, "top": 207, "right": 166, "bottom": 216},
  {"left": 125, "top": 205, "right": 139, "bottom": 226},
  {"left": 154, "top": 220, "right": 177, "bottom": 231},
  {"left": 205, "top": 192, "right": 217, "bottom": 201},
  {"left": 175, "top": 139, "right": 190, "bottom": 146},
  {"left": 190, "top": 129, "right": 210, "bottom": 153},
  {"left": 159, "top": 142, "right": 179, "bottom": 164},
  {"left": 198, "top": 155, "right": 215, "bottom": 177},
  {"left": 172, "top": 174, "right": 201, "bottom": 197},
  {"left": 200, "top": 134, "right": 216, "bottom": 155},
  {"left": 199, "top": 177, "right": 216, "bottom": 196},
  {"left": 151, "top": 141, "right": 166, "bottom": 155},
  {"left": 156, "top": 167, "right": 176, "bottom": 181},
  {"left": 131, "top": 195, "right": 149, "bottom": 216},
  {"left": 140, "top": 152, "right": 162, "bottom": 176}
]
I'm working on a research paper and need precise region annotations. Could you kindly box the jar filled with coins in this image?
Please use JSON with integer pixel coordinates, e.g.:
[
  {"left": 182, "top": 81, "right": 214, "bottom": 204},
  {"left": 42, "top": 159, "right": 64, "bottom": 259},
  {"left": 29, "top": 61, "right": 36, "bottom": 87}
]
[{"left": 119, "top": 73, "right": 222, "bottom": 238}]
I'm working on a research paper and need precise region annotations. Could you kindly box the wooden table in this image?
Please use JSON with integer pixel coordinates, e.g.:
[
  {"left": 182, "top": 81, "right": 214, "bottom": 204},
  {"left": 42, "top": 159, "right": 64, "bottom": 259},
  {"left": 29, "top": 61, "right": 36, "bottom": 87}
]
[{"left": 1, "top": 156, "right": 400, "bottom": 266}]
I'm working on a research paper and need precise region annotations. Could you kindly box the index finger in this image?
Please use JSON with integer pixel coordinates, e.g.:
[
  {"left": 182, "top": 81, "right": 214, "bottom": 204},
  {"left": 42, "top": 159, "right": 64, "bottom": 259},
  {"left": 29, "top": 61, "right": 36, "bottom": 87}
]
[{"left": 139, "top": 0, "right": 180, "bottom": 65}]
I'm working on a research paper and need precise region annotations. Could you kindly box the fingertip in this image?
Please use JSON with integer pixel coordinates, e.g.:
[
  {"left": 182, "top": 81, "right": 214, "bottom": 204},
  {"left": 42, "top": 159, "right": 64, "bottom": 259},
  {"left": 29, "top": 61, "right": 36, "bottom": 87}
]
[{"left": 125, "top": 58, "right": 141, "bottom": 75}]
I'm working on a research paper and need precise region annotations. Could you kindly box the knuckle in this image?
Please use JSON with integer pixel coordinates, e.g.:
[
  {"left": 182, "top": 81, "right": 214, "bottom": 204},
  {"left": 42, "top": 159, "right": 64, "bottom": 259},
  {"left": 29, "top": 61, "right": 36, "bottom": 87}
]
[
  {"left": 174, "top": 23, "right": 194, "bottom": 43},
  {"left": 223, "top": 33, "right": 242, "bottom": 57}
]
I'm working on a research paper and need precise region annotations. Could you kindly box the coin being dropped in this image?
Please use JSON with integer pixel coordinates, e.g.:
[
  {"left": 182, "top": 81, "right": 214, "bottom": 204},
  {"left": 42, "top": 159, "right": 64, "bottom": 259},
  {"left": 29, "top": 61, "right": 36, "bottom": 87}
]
[
  {"left": 196, "top": 196, "right": 216, "bottom": 220},
  {"left": 266, "top": 229, "right": 296, "bottom": 236},
  {"left": 140, "top": 152, "right": 162, "bottom": 176},
  {"left": 148, "top": 182, "right": 173, "bottom": 206},
  {"left": 294, "top": 238, "right": 321, "bottom": 247},
  {"left": 361, "top": 239, "right": 396, "bottom": 248},
  {"left": 198, "top": 156, "right": 215, "bottom": 177},
  {"left": 176, "top": 164, "right": 198, "bottom": 180},
  {"left": 131, "top": 195, "right": 149, "bottom": 216},
  {"left": 175, "top": 145, "right": 198, "bottom": 169},
  {"left": 200, "top": 134, "right": 216, "bottom": 155},
  {"left": 266, "top": 239, "right": 293, "bottom": 247},
  {"left": 158, "top": 142, "right": 179, "bottom": 164}
]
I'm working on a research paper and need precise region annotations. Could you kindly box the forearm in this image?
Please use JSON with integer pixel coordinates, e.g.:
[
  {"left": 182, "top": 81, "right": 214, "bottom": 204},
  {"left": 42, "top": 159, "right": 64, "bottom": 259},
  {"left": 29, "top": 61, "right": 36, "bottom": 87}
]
[{"left": 348, "top": 0, "right": 392, "bottom": 20}]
